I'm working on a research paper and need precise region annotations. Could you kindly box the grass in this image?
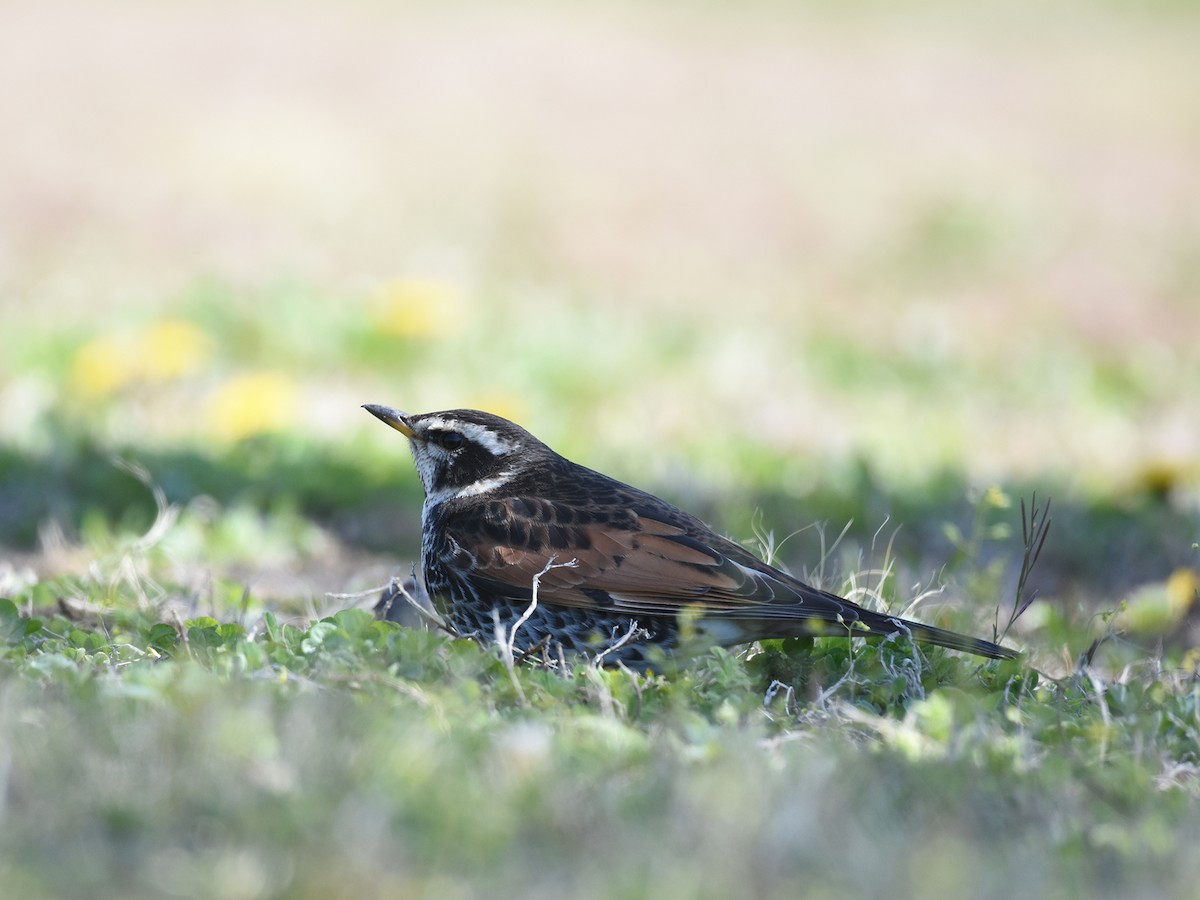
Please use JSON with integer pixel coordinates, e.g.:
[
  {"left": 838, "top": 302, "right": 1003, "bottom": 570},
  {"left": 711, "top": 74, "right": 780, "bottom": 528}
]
[
  {"left": 3, "top": 1, "right": 1200, "bottom": 897},
  {"left": 2, "top": 464, "right": 1199, "bottom": 898},
  {"left": 4, "top": 553, "right": 1200, "bottom": 899}
]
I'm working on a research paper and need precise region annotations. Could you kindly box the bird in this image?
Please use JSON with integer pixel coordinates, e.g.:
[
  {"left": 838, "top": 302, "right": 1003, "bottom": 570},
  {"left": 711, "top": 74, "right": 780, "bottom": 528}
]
[{"left": 364, "top": 404, "right": 1018, "bottom": 666}]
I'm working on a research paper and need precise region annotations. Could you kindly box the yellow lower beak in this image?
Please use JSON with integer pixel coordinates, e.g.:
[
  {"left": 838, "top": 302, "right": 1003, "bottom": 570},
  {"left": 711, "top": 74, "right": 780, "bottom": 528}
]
[{"left": 363, "top": 404, "right": 416, "bottom": 438}]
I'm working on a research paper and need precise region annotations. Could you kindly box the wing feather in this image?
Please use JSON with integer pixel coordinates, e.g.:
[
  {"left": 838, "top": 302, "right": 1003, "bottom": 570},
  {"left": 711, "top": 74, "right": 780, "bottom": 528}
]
[
  {"left": 438, "top": 494, "right": 1015, "bottom": 659},
  {"left": 446, "top": 500, "right": 827, "bottom": 616}
]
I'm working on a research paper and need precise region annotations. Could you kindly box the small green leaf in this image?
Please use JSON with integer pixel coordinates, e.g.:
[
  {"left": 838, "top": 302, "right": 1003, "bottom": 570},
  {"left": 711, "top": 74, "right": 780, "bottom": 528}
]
[
  {"left": 148, "top": 623, "right": 179, "bottom": 652},
  {"left": 0, "top": 599, "right": 24, "bottom": 643},
  {"left": 300, "top": 621, "right": 339, "bottom": 654}
]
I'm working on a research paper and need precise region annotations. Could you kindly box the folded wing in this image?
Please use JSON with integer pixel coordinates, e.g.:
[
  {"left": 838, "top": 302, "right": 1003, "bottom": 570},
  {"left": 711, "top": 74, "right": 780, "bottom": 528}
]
[{"left": 443, "top": 496, "right": 1016, "bottom": 659}]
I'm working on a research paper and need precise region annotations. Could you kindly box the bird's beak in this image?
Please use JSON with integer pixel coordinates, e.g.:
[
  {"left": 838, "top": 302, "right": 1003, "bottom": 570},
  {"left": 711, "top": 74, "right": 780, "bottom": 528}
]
[{"left": 363, "top": 404, "right": 416, "bottom": 439}]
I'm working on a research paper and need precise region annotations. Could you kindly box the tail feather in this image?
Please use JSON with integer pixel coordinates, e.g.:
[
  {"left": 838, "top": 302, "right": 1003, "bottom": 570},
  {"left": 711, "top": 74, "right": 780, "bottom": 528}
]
[
  {"left": 791, "top": 581, "right": 1019, "bottom": 660},
  {"left": 897, "top": 619, "right": 1017, "bottom": 660},
  {"left": 707, "top": 581, "right": 1019, "bottom": 660}
]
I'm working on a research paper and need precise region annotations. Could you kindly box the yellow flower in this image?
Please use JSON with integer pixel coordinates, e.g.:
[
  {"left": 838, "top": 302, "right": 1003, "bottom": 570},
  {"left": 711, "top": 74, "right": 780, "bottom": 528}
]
[
  {"left": 71, "top": 334, "right": 137, "bottom": 397},
  {"left": 207, "top": 372, "right": 298, "bottom": 442},
  {"left": 372, "top": 279, "right": 463, "bottom": 339},
  {"left": 70, "top": 319, "right": 214, "bottom": 397},
  {"left": 1167, "top": 567, "right": 1200, "bottom": 615},
  {"left": 138, "top": 319, "right": 213, "bottom": 382},
  {"left": 982, "top": 485, "right": 1012, "bottom": 509},
  {"left": 1118, "top": 568, "right": 1200, "bottom": 636}
]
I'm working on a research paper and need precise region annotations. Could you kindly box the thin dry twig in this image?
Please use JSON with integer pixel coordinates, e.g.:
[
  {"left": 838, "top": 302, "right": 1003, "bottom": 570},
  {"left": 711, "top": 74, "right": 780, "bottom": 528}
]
[
  {"left": 497, "top": 556, "right": 579, "bottom": 674},
  {"left": 369, "top": 570, "right": 450, "bottom": 633},
  {"left": 763, "top": 679, "right": 797, "bottom": 717},
  {"left": 592, "top": 619, "right": 650, "bottom": 668},
  {"left": 111, "top": 457, "right": 179, "bottom": 554}
]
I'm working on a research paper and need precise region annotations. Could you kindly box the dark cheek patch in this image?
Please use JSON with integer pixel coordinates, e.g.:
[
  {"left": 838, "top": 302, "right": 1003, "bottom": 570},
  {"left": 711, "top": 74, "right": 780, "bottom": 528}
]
[{"left": 443, "top": 447, "right": 493, "bottom": 490}]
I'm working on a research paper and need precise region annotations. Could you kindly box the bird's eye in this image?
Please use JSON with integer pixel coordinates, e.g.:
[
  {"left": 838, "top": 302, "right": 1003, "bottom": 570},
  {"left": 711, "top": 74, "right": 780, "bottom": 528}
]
[{"left": 437, "top": 431, "right": 466, "bottom": 451}]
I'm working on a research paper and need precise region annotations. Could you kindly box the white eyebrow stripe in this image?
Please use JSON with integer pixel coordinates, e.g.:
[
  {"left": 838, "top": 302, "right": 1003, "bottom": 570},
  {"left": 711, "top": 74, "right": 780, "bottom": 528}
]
[{"left": 421, "top": 417, "right": 518, "bottom": 456}]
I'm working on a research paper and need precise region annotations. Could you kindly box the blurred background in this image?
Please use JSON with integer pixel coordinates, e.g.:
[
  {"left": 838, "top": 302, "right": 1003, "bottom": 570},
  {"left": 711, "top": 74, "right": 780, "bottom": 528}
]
[{"left": 1, "top": 0, "right": 1198, "bottom": 629}]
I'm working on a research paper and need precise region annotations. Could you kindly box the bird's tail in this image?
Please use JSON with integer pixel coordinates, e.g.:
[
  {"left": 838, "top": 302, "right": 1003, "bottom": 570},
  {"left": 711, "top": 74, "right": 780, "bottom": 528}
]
[
  {"left": 892, "top": 618, "right": 1017, "bottom": 660},
  {"left": 709, "top": 607, "right": 1018, "bottom": 660},
  {"left": 836, "top": 601, "right": 1017, "bottom": 660},
  {"left": 696, "top": 571, "right": 1020, "bottom": 660},
  {"left": 715, "top": 584, "right": 1019, "bottom": 660}
]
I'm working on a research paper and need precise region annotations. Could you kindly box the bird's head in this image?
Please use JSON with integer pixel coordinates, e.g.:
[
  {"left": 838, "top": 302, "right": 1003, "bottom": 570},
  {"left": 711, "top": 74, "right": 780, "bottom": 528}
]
[{"left": 364, "top": 405, "right": 545, "bottom": 506}]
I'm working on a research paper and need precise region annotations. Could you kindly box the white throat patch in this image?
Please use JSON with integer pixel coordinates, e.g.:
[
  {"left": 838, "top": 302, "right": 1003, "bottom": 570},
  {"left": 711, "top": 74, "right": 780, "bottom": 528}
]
[{"left": 423, "top": 471, "right": 516, "bottom": 510}]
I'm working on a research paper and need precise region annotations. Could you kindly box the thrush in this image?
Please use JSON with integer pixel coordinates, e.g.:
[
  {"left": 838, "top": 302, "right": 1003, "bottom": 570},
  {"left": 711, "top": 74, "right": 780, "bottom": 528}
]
[{"left": 364, "top": 405, "right": 1017, "bottom": 666}]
